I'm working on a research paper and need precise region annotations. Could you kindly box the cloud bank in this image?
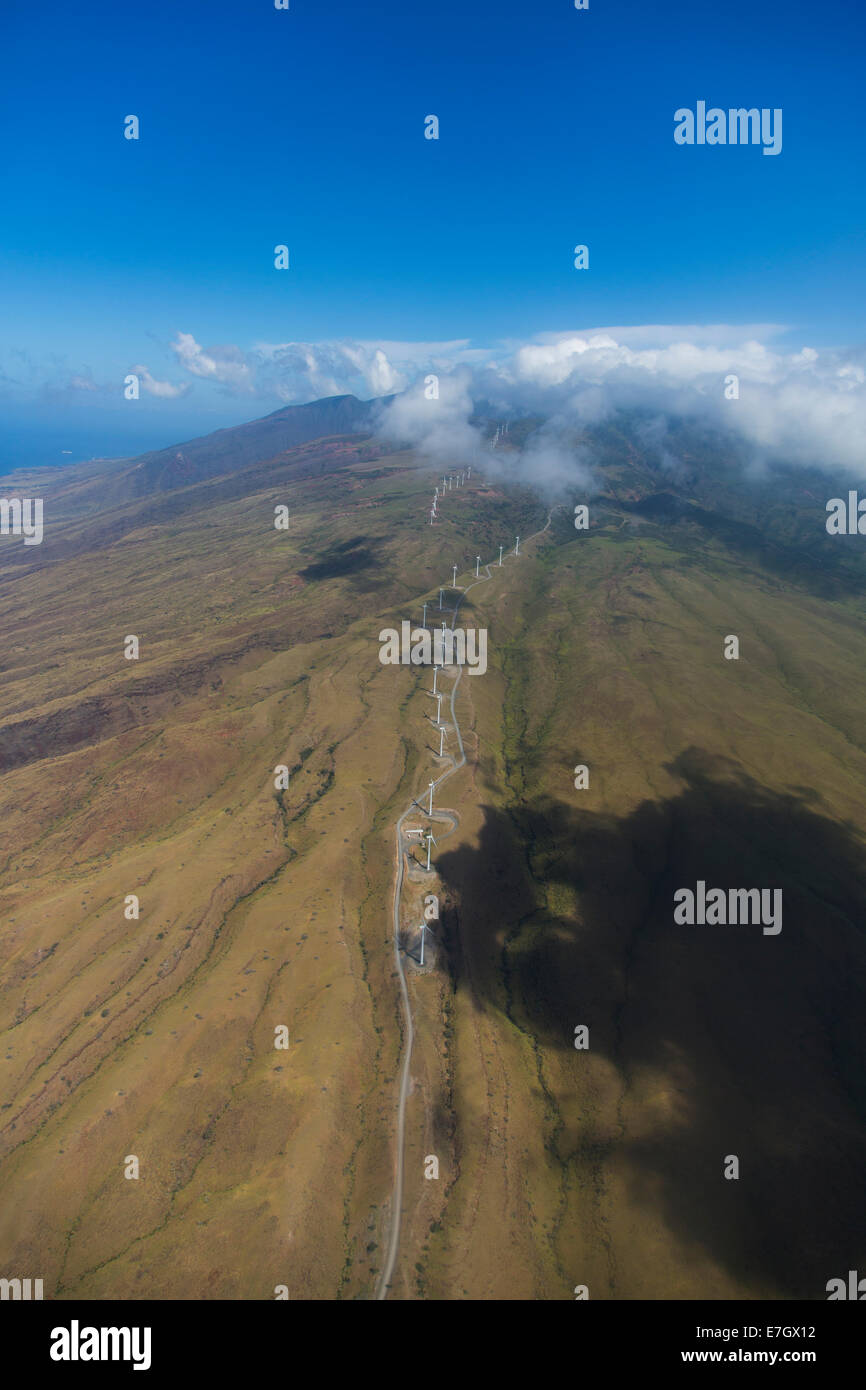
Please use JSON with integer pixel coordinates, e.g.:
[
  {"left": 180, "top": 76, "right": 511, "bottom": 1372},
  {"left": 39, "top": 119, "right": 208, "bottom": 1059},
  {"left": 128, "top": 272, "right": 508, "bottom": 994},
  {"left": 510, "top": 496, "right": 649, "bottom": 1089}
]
[
  {"left": 169, "top": 327, "right": 866, "bottom": 480},
  {"left": 14, "top": 325, "right": 866, "bottom": 482},
  {"left": 373, "top": 328, "right": 866, "bottom": 485}
]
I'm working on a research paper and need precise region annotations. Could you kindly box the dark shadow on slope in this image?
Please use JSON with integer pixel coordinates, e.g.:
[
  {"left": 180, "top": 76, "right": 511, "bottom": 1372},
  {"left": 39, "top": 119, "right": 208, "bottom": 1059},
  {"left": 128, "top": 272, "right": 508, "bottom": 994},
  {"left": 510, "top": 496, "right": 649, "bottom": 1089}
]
[
  {"left": 299, "top": 536, "right": 375, "bottom": 581},
  {"left": 434, "top": 748, "right": 866, "bottom": 1297}
]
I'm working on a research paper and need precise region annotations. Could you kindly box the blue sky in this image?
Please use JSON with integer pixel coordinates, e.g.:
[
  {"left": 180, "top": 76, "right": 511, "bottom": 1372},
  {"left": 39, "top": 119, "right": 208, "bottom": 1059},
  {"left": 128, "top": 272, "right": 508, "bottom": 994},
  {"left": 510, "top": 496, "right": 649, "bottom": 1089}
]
[{"left": 1, "top": 0, "right": 864, "bottom": 466}]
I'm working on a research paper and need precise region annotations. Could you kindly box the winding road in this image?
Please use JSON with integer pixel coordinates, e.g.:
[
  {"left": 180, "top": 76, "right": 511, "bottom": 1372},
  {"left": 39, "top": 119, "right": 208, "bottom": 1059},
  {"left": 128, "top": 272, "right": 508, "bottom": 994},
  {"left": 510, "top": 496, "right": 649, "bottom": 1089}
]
[{"left": 375, "top": 509, "right": 553, "bottom": 1300}]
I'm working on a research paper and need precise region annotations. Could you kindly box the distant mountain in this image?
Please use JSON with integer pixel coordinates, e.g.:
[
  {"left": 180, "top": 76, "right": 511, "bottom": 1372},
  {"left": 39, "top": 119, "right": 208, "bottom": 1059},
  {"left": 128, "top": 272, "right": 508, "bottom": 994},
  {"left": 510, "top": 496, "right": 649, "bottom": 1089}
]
[
  {"left": 128, "top": 394, "right": 387, "bottom": 491},
  {"left": 50, "top": 393, "right": 391, "bottom": 516}
]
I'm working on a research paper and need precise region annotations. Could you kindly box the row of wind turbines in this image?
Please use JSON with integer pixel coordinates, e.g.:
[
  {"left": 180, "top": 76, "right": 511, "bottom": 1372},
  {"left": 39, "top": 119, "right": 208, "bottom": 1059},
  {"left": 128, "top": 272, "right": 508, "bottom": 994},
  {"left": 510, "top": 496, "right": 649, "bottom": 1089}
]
[
  {"left": 428, "top": 465, "right": 471, "bottom": 525},
  {"left": 408, "top": 466, "right": 522, "bottom": 967}
]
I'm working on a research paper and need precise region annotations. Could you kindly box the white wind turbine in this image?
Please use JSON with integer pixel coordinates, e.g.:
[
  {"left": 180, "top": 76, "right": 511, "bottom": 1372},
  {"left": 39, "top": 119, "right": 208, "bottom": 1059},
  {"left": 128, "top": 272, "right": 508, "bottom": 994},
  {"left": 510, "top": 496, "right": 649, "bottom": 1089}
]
[
  {"left": 515, "top": 535, "right": 520, "bottom": 555},
  {"left": 432, "top": 662, "right": 442, "bottom": 694},
  {"left": 438, "top": 723, "right": 446, "bottom": 757},
  {"left": 475, "top": 555, "right": 481, "bottom": 577},
  {"left": 428, "top": 780, "right": 435, "bottom": 815},
  {"left": 498, "top": 544, "right": 504, "bottom": 567},
  {"left": 425, "top": 827, "right": 437, "bottom": 872},
  {"left": 419, "top": 918, "right": 435, "bottom": 966},
  {"left": 439, "top": 587, "right": 444, "bottom": 610},
  {"left": 452, "top": 564, "right": 457, "bottom": 587}
]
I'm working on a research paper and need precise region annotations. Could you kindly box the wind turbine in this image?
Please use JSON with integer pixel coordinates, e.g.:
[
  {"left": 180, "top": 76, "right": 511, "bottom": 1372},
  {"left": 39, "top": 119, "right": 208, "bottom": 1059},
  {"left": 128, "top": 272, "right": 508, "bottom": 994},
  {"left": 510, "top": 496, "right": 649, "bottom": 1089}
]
[
  {"left": 475, "top": 555, "right": 481, "bottom": 578},
  {"left": 422, "top": 601, "right": 428, "bottom": 626},
  {"left": 425, "top": 828, "right": 437, "bottom": 872},
  {"left": 515, "top": 535, "right": 520, "bottom": 555},
  {"left": 439, "top": 588, "right": 444, "bottom": 610},
  {"left": 438, "top": 724, "right": 446, "bottom": 757},
  {"left": 452, "top": 564, "right": 457, "bottom": 587},
  {"left": 432, "top": 663, "right": 442, "bottom": 694},
  {"left": 461, "top": 472, "right": 466, "bottom": 485},
  {"left": 467, "top": 466, "right": 471, "bottom": 478},
  {"left": 435, "top": 692, "right": 443, "bottom": 722},
  {"left": 419, "top": 918, "right": 435, "bottom": 966},
  {"left": 499, "top": 544, "right": 504, "bottom": 566},
  {"left": 428, "top": 780, "right": 435, "bottom": 815}
]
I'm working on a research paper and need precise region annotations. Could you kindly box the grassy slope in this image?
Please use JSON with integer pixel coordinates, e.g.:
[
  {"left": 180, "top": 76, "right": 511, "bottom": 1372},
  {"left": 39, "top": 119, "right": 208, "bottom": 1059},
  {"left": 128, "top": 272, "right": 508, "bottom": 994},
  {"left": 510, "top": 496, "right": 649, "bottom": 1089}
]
[
  {"left": 418, "top": 506, "right": 866, "bottom": 1299},
  {"left": 0, "top": 444, "right": 532, "bottom": 1299},
  {"left": 2, "top": 435, "right": 864, "bottom": 1301}
]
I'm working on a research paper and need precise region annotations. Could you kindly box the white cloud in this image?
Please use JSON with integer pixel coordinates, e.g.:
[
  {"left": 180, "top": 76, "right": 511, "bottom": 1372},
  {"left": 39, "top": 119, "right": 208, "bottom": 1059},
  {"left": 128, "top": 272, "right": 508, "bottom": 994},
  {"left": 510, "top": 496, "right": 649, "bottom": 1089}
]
[
  {"left": 130, "top": 365, "right": 191, "bottom": 400},
  {"left": 377, "top": 370, "right": 482, "bottom": 468},
  {"left": 131, "top": 325, "right": 866, "bottom": 481},
  {"left": 170, "top": 332, "right": 254, "bottom": 391}
]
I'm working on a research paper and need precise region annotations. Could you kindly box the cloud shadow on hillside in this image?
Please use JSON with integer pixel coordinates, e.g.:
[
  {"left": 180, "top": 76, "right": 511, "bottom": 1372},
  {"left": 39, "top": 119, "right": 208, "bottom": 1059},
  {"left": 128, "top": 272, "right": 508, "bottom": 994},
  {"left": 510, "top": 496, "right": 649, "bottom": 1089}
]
[
  {"left": 434, "top": 748, "right": 866, "bottom": 1298},
  {"left": 299, "top": 536, "right": 376, "bottom": 582}
]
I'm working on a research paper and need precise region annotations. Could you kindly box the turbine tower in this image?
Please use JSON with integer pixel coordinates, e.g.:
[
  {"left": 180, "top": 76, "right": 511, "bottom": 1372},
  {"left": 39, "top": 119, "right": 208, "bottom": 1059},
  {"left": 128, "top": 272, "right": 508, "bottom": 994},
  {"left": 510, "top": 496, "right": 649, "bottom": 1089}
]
[
  {"left": 432, "top": 663, "right": 442, "bottom": 695},
  {"left": 425, "top": 828, "right": 437, "bottom": 872},
  {"left": 499, "top": 544, "right": 504, "bottom": 567},
  {"left": 428, "top": 780, "right": 435, "bottom": 815},
  {"left": 475, "top": 555, "right": 481, "bottom": 577},
  {"left": 419, "top": 918, "right": 435, "bottom": 967},
  {"left": 452, "top": 564, "right": 457, "bottom": 587},
  {"left": 438, "top": 724, "right": 446, "bottom": 757},
  {"left": 422, "top": 601, "right": 428, "bottom": 627},
  {"left": 515, "top": 535, "right": 520, "bottom": 555}
]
